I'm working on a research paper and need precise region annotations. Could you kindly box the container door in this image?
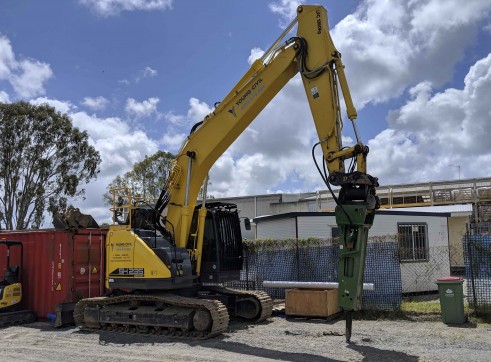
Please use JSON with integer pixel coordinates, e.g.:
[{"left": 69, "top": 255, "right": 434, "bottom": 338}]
[{"left": 73, "top": 231, "right": 105, "bottom": 300}]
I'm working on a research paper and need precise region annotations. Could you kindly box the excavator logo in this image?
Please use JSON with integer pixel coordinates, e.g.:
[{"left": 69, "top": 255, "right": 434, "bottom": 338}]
[{"left": 228, "top": 106, "right": 237, "bottom": 118}]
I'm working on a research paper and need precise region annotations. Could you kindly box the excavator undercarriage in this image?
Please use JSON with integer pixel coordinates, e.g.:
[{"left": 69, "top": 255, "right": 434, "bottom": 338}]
[
  {"left": 0, "top": 309, "right": 37, "bottom": 328},
  {"left": 74, "top": 287, "right": 272, "bottom": 339}
]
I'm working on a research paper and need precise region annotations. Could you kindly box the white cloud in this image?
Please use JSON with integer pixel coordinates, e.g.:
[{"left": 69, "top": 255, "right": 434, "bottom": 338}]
[
  {"left": 368, "top": 53, "right": 491, "bottom": 184},
  {"left": 0, "top": 91, "right": 9, "bottom": 103},
  {"left": 69, "top": 111, "right": 159, "bottom": 222},
  {"left": 269, "top": 0, "right": 301, "bottom": 25},
  {"left": 331, "top": 0, "right": 491, "bottom": 107},
  {"left": 248, "top": 48, "right": 265, "bottom": 65},
  {"left": 0, "top": 36, "right": 15, "bottom": 79},
  {"left": 30, "top": 97, "right": 75, "bottom": 114},
  {"left": 164, "top": 97, "right": 213, "bottom": 127},
  {"left": 136, "top": 66, "right": 158, "bottom": 82},
  {"left": 142, "top": 66, "right": 157, "bottom": 77},
  {"left": 159, "top": 97, "right": 213, "bottom": 153},
  {"left": 80, "top": 0, "right": 173, "bottom": 17},
  {"left": 210, "top": 153, "right": 285, "bottom": 197},
  {"left": 0, "top": 35, "right": 53, "bottom": 99},
  {"left": 161, "top": 130, "right": 186, "bottom": 152},
  {"left": 92, "top": 129, "right": 158, "bottom": 176},
  {"left": 125, "top": 97, "right": 160, "bottom": 118},
  {"left": 82, "top": 96, "right": 110, "bottom": 111},
  {"left": 71, "top": 112, "right": 130, "bottom": 141},
  {"left": 187, "top": 97, "right": 213, "bottom": 123},
  {"left": 9, "top": 59, "right": 53, "bottom": 99}
]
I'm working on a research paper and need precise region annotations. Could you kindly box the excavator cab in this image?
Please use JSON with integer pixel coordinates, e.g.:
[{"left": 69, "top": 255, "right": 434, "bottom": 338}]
[
  {"left": 189, "top": 202, "right": 243, "bottom": 283},
  {"left": 2, "top": 265, "right": 19, "bottom": 285},
  {"left": 122, "top": 199, "right": 244, "bottom": 284},
  {"left": 104, "top": 189, "right": 245, "bottom": 289}
]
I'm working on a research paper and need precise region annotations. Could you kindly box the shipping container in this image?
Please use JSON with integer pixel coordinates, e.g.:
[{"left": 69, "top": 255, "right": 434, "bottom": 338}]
[{"left": 0, "top": 229, "right": 106, "bottom": 320}]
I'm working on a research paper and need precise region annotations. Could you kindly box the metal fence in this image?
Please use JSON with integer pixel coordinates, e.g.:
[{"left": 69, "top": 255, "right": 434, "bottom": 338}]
[
  {"left": 464, "top": 234, "right": 491, "bottom": 313},
  {"left": 225, "top": 236, "right": 491, "bottom": 313},
  {"left": 227, "top": 236, "right": 403, "bottom": 310}
]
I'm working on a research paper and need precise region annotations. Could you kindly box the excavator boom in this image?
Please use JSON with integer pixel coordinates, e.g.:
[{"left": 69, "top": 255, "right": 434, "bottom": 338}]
[{"left": 156, "top": 6, "right": 379, "bottom": 340}]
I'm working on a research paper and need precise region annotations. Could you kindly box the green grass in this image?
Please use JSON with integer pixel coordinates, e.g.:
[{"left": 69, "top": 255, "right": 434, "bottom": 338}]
[
  {"left": 353, "top": 299, "right": 491, "bottom": 326},
  {"left": 401, "top": 299, "right": 442, "bottom": 314}
]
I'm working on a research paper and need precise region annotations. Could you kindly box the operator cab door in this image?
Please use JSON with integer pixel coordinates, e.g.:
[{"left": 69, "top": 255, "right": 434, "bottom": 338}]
[{"left": 191, "top": 203, "right": 243, "bottom": 283}]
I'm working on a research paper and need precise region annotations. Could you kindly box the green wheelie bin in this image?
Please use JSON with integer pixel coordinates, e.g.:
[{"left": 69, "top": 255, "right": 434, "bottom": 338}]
[{"left": 436, "top": 276, "right": 466, "bottom": 324}]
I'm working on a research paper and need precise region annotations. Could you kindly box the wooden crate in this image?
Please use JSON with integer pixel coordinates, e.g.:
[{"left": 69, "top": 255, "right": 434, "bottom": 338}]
[{"left": 285, "top": 288, "right": 341, "bottom": 317}]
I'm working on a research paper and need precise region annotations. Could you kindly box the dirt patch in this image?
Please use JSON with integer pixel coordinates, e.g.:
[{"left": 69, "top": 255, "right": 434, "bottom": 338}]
[{"left": 1, "top": 316, "right": 490, "bottom": 361}]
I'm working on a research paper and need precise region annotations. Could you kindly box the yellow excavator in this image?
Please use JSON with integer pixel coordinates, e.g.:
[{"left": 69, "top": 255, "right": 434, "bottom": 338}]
[
  {"left": 75, "top": 5, "right": 379, "bottom": 341},
  {"left": 0, "top": 240, "right": 36, "bottom": 327}
]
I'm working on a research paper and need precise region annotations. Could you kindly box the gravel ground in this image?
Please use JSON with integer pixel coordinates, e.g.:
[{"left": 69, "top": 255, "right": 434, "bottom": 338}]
[{"left": 1, "top": 315, "right": 490, "bottom": 362}]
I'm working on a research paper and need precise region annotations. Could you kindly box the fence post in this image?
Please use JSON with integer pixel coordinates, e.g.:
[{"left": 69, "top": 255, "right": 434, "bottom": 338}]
[
  {"left": 295, "top": 239, "right": 300, "bottom": 280},
  {"left": 244, "top": 243, "right": 250, "bottom": 291},
  {"left": 465, "top": 223, "right": 478, "bottom": 313}
]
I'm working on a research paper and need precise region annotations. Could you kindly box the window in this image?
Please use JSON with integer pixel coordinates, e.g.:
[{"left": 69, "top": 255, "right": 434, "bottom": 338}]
[
  {"left": 331, "top": 226, "right": 339, "bottom": 238},
  {"left": 398, "top": 223, "right": 428, "bottom": 261}
]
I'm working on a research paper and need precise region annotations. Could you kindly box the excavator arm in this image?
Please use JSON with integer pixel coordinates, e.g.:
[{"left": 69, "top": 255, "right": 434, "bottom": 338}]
[{"left": 155, "top": 5, "right": 379, "bottom": 341}]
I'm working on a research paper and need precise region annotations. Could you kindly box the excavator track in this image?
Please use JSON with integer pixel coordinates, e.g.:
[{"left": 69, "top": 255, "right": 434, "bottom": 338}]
[
  {"left": 203, "top": 286, "right": 273, "bottom": 322},
  {"left": 74, "top": 293, "right": 229, "bottom": 339},
  {"left": 0, "top": 310, "right": 37, "bottom": 328}
]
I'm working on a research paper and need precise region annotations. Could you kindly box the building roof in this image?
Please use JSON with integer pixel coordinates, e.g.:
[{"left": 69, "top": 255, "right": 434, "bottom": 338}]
[
  {"left": 254, "top": 209, "right": 452, "bottom": 223},
  {"left": 383, "top": 204, "right": 473, "bottom": 216}
]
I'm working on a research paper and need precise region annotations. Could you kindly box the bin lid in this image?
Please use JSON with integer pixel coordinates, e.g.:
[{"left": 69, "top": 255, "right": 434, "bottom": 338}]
[{"left": 436, "top": 276, "right": 463, "bottom": 282}]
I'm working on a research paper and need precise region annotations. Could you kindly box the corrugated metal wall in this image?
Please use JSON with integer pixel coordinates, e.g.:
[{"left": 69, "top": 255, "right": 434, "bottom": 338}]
[
  {"left": 256, "top": 218, "right": 296, "bottom": 240},
  {"left": 0, "top": 229, "right": 105, "bottom": 318},
  {"left": 297, "top": 215, "right": 336, "bottom": 239}
]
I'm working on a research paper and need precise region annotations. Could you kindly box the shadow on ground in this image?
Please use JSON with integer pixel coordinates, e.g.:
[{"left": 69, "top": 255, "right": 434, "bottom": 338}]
[{"left": 348, "top": 343, "right": 419, "bottom": 361}]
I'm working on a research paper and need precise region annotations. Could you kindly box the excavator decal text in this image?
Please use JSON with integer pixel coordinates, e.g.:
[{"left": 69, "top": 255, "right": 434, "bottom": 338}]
[
  {"left": 236, "top": 78, "right": 265, "bottom": 111},
  {"left": 109, "top": 268, "right": 144, "bottom": 277},
  {"left": 316, "top": 9, "right": 322, "bottom": 34}
]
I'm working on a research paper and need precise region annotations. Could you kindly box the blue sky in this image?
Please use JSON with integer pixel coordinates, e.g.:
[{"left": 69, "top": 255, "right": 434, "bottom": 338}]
[{"left": 1, "top": 0, "right": 491, "bottom": 223}]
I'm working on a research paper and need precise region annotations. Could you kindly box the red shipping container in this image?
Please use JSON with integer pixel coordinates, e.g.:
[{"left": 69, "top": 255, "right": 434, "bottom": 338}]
[{"left": 0, "top": 228, "right": 106, "bottom": 319}]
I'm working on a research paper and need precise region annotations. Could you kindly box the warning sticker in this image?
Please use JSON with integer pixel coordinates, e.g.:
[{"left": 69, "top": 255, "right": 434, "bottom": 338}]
[
  {"left": 92, "top": 267, "right": 97, "bottom": 274},
  {"left": 55, "top": 283, "right": 62, "bottom": 291}
]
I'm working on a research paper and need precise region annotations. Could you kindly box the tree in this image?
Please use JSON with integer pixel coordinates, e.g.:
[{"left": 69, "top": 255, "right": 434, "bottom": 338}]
[
  {"left": 0, "top": 102, "right": 101, "bottom": 229},
  {"left": 103, "top": 150, "right": 175, "bottom": 205}
]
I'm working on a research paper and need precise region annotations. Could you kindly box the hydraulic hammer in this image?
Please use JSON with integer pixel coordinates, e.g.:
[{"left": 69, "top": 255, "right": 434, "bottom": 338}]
[{"left": 333, "top": 175, "right": 379, "bottom": 342}]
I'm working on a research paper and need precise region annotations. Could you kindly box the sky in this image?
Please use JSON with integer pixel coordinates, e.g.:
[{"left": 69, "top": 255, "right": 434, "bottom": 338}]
[{"left": 1, "top": 0, "right": 491, "bottom": 224}]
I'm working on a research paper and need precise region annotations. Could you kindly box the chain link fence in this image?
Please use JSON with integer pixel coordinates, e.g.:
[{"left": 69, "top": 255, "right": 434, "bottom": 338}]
[
  {"left": 464, "top": 234, "right": 491, "bottom": 314},
  {"left": 226, "top": 236, "right": 403, "bottom": 310},
  {"left": 224, "top": 236, "right": 491, "bottom": 314}
]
